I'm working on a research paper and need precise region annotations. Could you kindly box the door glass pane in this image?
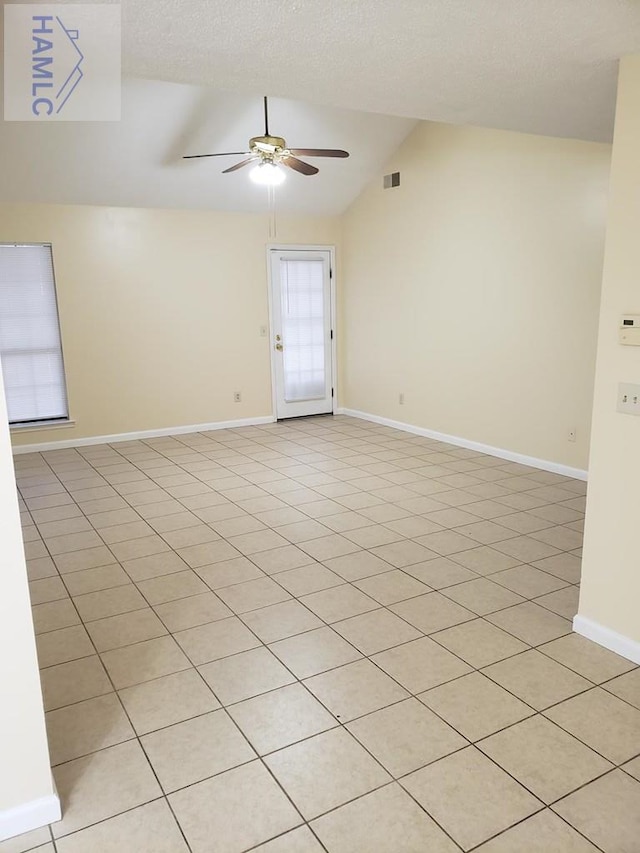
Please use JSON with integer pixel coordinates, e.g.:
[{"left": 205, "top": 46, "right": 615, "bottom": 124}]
[{"left": 280, "top": 258, "right": 326, "bottom": 402}]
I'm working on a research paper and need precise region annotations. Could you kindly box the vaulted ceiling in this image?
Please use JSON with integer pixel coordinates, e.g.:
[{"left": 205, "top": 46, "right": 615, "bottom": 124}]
[
  {"left": 116, "top": 0, "right": 640, "bottom": 143},
  {"left": 2, "top": 0, "right": 639, "bottom": 215},
  {"left": 0, "top": 81, "right": 416, "bottom": 215}
]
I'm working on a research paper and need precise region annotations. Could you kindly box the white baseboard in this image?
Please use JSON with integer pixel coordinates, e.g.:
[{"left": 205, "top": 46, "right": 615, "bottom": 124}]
[
  {"left": 336, "top": 408, "right": 588, "bottom": 481},
  {"left": 12, "top": 416, "right": 276, "bottom": 455},
  {"left": 573, "top": 615, "right": 640, "bottom": 666},
  {"left": 0, "top": 792, "right": 60, "bottom": 843}
]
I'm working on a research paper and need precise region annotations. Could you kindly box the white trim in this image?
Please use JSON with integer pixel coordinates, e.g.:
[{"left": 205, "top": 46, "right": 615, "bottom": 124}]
[
  {"left": 330, "top": 248, "right": 338, "bottom": 414},
  {"left": 573, "top": 615, "right": 640, "bottom": 666},
  {"left": 266, "top": 244, "right": 338, "bottom": 419},
  {"left": 266, "top": 247, "right": 279, "bottom": 420},
  {"left": 336, "top": 408, "right": 588, "bottom": 481},
  {"left": 0, "top": 792, "right": 60, "bottom": 842},
  {"left": 11, "top": 416, "right": 275, "bottom": 455}
]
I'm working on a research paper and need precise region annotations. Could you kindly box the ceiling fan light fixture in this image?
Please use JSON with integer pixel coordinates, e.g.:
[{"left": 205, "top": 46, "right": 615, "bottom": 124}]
[
  {"left": 183, "top": 97, "right": 349, "bottom": 178},
  {"left": 249, "top": 162, "right": 286, "bottom": 186}
]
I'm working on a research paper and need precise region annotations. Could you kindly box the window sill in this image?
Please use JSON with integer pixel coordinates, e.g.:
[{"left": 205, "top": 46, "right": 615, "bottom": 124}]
[{"left": 10, "top": 419, "right": 76, "bottom": 433}]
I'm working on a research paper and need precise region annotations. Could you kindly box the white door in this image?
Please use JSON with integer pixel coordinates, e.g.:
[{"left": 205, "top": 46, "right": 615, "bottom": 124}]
[{"left": 270, "top": 249, "right": 334, "bottom": 419}]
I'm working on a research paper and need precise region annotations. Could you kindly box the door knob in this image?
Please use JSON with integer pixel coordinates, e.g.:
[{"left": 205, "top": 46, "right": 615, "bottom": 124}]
[{"left": 275, "top": 342, "right": 283, "bottom": 351}]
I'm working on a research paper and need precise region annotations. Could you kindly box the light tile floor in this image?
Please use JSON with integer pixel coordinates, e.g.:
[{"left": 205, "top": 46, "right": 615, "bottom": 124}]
[{"left": 5, "top": 415, "right": 640, "bottom": 853}]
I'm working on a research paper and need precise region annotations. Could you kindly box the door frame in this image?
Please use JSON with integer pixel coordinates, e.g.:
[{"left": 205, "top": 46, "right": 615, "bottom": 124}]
[{"left": 266, "top": 244, "right": 338, "bottom": 420}]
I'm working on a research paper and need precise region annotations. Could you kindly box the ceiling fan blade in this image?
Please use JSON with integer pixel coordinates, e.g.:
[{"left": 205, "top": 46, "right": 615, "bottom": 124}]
[
  {"left": 183, "top": 152, "right": 250, "bottom": 160},
  {"left": 288, "top": 148, "right": 350, "bottom": 158},
  {"left": 282, "top": 156, "right": 319, "bottom": 176},
  {"left": 222, "top": 157, "right": 259, "bottom": 173}
]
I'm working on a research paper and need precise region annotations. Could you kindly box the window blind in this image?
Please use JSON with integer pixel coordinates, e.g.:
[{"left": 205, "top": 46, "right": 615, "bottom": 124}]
[
  {"left": 0, "top": 244, "right": 69, "bottom": 424},
  {"left": 280, "top": 258, "right": 327, "bottom": 402}
]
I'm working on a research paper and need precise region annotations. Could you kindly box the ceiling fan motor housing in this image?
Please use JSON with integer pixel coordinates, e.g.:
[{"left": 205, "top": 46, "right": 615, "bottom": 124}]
[{"left": 250, "top": 136, "right": 287, "bottom": 161}]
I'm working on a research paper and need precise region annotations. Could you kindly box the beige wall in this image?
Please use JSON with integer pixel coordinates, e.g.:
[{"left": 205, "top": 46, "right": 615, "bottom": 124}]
[
  {"left": 578, "top": 56, "right": 640, "bottom": 649},
  {"left": 0, "top": 362, "right": 57, "bottom": 830},
  {"left": 340, "top": 122, "right": 610, "bottom": 470},
  {"left": 1, "top": 204, "right": 339, "bottom": 446}
]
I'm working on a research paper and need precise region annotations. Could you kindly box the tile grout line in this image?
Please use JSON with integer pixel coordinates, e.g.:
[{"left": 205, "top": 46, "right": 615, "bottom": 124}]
[
  {"left": 19, "top": 455, "right": 198, "bottom": 853},
  {"left": 13, "top": 417, "right": 634, "bottom": 852}
]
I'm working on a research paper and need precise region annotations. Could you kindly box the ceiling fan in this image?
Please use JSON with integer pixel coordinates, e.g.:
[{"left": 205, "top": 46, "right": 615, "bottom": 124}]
[{"left": 183, "top": 96, "right": 349, "bottom": 185}]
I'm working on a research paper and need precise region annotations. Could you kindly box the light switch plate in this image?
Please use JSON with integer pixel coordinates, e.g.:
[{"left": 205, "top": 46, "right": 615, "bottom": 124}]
[{"left": 617, "top": 383, "right": 640, "bottom": 415}]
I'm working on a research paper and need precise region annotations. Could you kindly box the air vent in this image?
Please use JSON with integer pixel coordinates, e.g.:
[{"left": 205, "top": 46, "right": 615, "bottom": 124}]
[{"left": 383, "top": 172, "right": 400, "bottom": 189}]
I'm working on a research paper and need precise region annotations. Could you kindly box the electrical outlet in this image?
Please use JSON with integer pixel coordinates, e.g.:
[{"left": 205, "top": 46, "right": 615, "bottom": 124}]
[
  {"left": 233, "top": 392, "right": 242, "bottom": 403},
  {"left": 568, "top": 427, "right": 576, "bottom": 443},
  {"left": 399, "top": 392, "right": 405, "bottom": 405},
  {"left": 617, "top": 383, "right": 640, "bottom": 415}
]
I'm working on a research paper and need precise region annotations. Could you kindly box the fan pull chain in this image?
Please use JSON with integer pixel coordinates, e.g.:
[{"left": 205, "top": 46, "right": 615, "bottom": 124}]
[{"left": 267, "top": 184, "right": 278, "bottom": 239}]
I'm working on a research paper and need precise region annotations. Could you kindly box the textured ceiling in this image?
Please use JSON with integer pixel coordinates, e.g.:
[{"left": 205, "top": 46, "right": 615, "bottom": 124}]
[
  {"left": 108, "top": 0, "right": 640, "bottom": 143},
  {"left": 1, "top": 0, "right": 635, "bottom": 215},
  {"left": 0, "top": 80, "right": 416, "bottom": 215}
]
